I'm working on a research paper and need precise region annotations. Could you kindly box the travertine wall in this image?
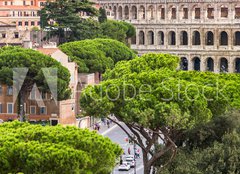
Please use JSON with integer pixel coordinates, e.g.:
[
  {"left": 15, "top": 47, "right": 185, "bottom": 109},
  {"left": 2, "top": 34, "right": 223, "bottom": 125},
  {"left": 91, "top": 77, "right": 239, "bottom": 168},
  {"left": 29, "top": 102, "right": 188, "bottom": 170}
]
[{"left": 99, "top": 0, "right": 240, "bottom": 73}]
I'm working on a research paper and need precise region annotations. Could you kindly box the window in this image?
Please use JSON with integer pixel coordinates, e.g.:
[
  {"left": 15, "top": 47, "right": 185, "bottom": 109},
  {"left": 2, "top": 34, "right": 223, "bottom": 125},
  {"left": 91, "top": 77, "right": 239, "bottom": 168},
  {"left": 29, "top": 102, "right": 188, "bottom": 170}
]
[
  {"left": 18, "top": 21, "right": 22, "bottom": 26},
  {"left": 161, "top": 8, "right": 165, "bottom": 19},
  {"left": 37, "top": 21, "right": 41, "bottom": 26},
  {"left": 0, "top": 103, "right": 2, "bottom": 113},
  {"left": 235, "top": 7, "right": 240, "bottom": 19},
  {"left": 31, "top": 1, "right": 33, "bottom": 5},
  {"left": 30, "top": 106, "right": 36, "bottom": 114},
  {"left": 31, "top": 21, "right": 35, "bottom": 26},
  {"left": 40, "top": 2, "right": 44, "bottom": 6},
  {"left": 7, "top": 86, "right": 13, "bottom": 95},
  {"left": 11, "top": 1, "right": 13, "bottom": 5},
  {"left": 23, "top": 1, "right": 26, "bottom": 5},
  {"left": 195, "top": 8, "right": 201, "bottom": 19},
  {"left": 40, "top": 107, "right": 46, "bottom": 115},
  {"left": 0, "top": 85, "right": 2, "bottom": 95},
  {"left": 221, "top": 7, "right": 228, "bottom": 18},
  {"left": 4, "top": 1, "right": 7, "bottom": 5},
  {"left": 41, "top": 92, "right": 46, "bottom": 99},
  {"left": 30, "top": 89, "right": 35, "bottom": 99},
  {"left": 25, "top": 21, "right": 28, "bottom": 26},
  {"left": 207, "top": 8, "right": 214, "bottom": 19},
  {"left": 183, "top": 8, "right": 188, "bottom": 19},
  {"left": 2, "top": 33, "right": 6, "bottom": 38},
  {"left": 7, "top": 103, "right": 14, "bottom": 114},
  {"left": 171, "top": 8, "right": 176, "bottom": 19},
  {"left": 14, "top": 32, "right": 19, "bottom": 38}
]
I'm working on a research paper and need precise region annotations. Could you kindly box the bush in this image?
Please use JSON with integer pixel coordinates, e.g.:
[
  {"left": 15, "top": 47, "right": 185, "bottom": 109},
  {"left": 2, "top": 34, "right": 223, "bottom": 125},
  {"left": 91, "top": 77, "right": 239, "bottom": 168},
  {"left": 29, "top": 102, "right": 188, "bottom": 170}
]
[{"left": 0, "top": 121, "right": 122, "bottom": 174}]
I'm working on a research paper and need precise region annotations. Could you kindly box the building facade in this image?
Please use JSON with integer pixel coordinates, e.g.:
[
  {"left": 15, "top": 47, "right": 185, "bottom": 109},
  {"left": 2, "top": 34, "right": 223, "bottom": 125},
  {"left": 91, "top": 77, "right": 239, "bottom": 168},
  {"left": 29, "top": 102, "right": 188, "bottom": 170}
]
[
  {"left": 0, "top": 0, "right": 46, "bottom": 30},
  {"left": 99, "top": 0, "right": 240, "bottom": 73}
]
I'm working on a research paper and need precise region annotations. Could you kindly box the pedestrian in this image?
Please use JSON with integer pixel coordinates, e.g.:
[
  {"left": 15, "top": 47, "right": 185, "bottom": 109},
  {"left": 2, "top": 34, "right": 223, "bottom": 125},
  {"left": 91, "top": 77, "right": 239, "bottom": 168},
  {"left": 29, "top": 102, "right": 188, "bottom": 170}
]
[
  {"left": 107, "top": 120, "right": 110, "bottom": 128},
  {"left": 97, "top": 123, "right": 100, "bottom": 131},
  {"left": 128, "top": 147, "right": 131, "bottom": 155},
  {"left": 120, "top": 156, "right": 123, "bottom": 165}
]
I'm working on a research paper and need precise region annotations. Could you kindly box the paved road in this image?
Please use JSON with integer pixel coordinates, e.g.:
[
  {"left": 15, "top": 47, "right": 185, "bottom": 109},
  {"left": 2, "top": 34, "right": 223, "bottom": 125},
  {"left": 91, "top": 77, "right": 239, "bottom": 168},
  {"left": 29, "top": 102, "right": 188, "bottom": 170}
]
[{"left": 100, "top": 122, "right": 144, "bottom": 174}]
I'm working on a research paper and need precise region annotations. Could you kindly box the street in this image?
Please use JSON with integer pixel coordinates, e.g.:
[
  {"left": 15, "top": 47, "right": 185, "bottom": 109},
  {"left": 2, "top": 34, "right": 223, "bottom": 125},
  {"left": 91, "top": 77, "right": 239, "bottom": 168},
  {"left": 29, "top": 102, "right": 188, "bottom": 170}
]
[{"left": 100, "top": 122, "right": 144, "bottom": 174}]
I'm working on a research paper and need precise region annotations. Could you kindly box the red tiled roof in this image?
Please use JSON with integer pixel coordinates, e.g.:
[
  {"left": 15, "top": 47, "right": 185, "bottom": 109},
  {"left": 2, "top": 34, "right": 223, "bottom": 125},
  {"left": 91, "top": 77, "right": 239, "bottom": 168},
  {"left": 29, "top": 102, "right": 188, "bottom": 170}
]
[{"left": 37, "top": 48, "right": 59, "bottom": 55}]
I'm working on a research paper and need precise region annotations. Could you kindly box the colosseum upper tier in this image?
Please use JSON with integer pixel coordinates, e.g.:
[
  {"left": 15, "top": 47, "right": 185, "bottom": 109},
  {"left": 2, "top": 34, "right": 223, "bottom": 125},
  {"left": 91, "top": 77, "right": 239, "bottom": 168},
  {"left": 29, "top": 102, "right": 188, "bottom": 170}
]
[{"left": 98, "top": 0, "right": 240, "bottom": 73}]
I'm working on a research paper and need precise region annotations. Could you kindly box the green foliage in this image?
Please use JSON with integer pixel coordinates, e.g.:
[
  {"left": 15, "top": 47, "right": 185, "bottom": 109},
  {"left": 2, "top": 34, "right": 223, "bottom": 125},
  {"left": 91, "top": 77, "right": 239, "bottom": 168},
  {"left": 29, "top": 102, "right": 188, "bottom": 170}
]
[
  {"left": 98, "top": 7, "right": 107, "bottom": 23},
  {"left": 160, "top": 131, "right": 240, "bottom": 174},
  {"left": 0, "top": 121, "right": 122, "bottom": 174},
  {"left": 60, "top": 38, "right": 136, "bottom": 73},
  {"left": 0, "top": 46, "right": 71, "bottom": 100}
]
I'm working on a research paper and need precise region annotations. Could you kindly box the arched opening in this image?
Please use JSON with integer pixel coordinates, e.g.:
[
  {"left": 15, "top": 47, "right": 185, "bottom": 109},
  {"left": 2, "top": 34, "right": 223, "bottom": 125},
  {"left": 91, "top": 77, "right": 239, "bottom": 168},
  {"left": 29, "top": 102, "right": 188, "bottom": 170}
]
[
  {"left": 118, "top": 6, "right": 123, "bottom": 19},
  {"left": 206, "top": 57, "right": 214, "bottom": 71},
  {"left": 158, "top": 6, "right": 165, "bottom": 19},
  {"left": 206, "top": 31, "right": 214, "bottom": 45},
  {"left": 220, "top": 57, "right": 228, "bottom": 72},
  {"left": 180, "top": 57, "right": 188, "bottom": 70},
  {"left": 192, "top": 31, "right": 201, "bottom": 45},
  {"left": 139, "top": 6, "right": 146, "bottom": 19},
  {"left": 158, "top": 31, "right": 164, "bottom": 45},
  {"left": 139, "top": 31, "right": 145, "bottom": 45},
  {"left": 192, "top": 57, "right": 201, "bottom": 71},
  {"left": 113, "top": 6, "right": 117, "bottom": 19},
  {"left": 124, "top": 6, "right": 129, "bottom": 19},
  {"left": 234, "top": 31, "right": 240, "bottom": 45},
  {"left": 131, "top": 35, "right": 136, "bottom": 45},
  {"left": 148, "top": 31, "right": 154, "bottom": 45},
  {"left": 131, "top": 6, "right": 137, "bottom": 19},
  {"left": 180, "top": 31, "right": 188, "bottom": 45},
  {"left": 168, "top": 31, "right": 176, "bottom": 45},
  {"left": 148, "top": 5, "right": 154, "bottom": 20},
  {"left": 171, "top": 6, "right": 177, "bottom": 19},
  {"left": 235, "top": 58, "right": 240, "bottom": 73},
  {"left": 220, "top": 31, "right": 228, "bottom": 45}
]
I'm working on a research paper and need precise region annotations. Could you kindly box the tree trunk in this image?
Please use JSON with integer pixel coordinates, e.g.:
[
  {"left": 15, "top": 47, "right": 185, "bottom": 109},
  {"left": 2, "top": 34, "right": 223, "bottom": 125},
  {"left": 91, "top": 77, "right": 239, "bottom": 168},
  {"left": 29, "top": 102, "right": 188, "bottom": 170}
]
[
  {"left": 143, "top": 149, "right": 151, "bottom": 174},
  {"left": 19, "top": 90, "right": 25, "bottom": 122}
]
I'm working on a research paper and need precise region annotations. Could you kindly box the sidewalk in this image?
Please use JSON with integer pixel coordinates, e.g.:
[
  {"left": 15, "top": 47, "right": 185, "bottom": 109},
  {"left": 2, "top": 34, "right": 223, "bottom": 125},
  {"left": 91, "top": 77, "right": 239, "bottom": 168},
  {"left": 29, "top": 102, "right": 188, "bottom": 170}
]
[{"left": 90, "top": 121, "right": 117, "bottom": 135}]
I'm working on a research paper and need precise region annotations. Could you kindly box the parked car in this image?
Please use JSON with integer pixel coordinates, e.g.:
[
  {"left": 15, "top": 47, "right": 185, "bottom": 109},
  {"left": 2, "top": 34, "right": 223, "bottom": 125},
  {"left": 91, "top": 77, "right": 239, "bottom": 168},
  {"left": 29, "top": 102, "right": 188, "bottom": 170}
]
[
  {"left": 118, "top": 162, "right": 131, "bottom": 171},
  {"left": 126, "top": 158, "right": 136, "bottom": 168},
  {"left": 125, "top": 155, "right": 135, "bottom": 161}
]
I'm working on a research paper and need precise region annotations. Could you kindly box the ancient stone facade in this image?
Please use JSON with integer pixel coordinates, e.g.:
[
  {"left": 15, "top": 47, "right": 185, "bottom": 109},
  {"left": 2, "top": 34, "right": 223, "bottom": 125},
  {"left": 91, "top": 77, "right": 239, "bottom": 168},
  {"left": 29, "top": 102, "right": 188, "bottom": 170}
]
[{"left": 98, "top": 0, "right": 240, "bottom": 73}]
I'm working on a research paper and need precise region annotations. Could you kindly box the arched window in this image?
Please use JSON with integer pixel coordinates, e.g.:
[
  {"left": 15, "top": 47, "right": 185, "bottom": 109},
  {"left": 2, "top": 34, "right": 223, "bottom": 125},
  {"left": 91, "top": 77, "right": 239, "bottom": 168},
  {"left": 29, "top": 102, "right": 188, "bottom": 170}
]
[
  {"left": 171, "top": 6, "right": 177, "bottom": 19},
  {"left": 118, "top": 6, "right": 123, "bottom": 19},
  {"left": 234, "top": 31, "right": 240, "bottom": 45},
  {"left": 139, "top": 6, "right": 145, "bottom": 19},
  {"left": 158, "top": 31, "right": 164, "bottom": 45},
  {"left": 180, "top": 57, "right": 188, "bottom": 70},
  {"left": 180, "top": 31, "right": 188, "bottom": 45},
  {"left": 192, "top": 31, "right": 201, "bottom": 45},
  {"left": 158, "top": 5, "right": 165, "bottom": 19},
  {"left": 148, "top": 31, "right": 154, "bottom": 45},
  {"left": 220, "top": 31, "right": 228, "bottom": 45},
  {"left": 139, "top": 31, "right": 145, "bottom": 45},
  {"left": 220, "top": 5, "right": 228, "bottom": 18},
  {"left": 206, "top": 57, "right": 214, "bottom": 71},
  {"left": 113, "top": 6, "right": 117, "bottom": 19},
  {"left": 207, "top": 5, "right": 214, "bottom": 19},
  {"left": 168, "top": 31, "right": 176, "bottom": 45},
  {"left": 131, "top": 6, "right": 137, "bottom": 19},
  {"left": 192, "top": 57, "right": 201, "bottom": 71},
  {"left": 235, "top": 58, "right": 240, "bottom": 73},
  {"left": 124, "top": 6, "right": 129, "bottom": 19},
  {"left": 206, "top": 31, "right": 214, "bottom": 45},
  {"left": 148, "top": 5, "right": 154, "bottom": 20},
  {"left": 220, "top": 57, "right": 228, "bottom": 72}
]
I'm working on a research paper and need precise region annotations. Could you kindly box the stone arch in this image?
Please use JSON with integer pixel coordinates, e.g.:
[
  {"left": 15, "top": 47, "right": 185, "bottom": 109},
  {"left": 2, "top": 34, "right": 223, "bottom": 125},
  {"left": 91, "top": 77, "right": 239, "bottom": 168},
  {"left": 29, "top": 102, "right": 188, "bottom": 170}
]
[
  {"left": 124, "top": 6, "right": 129, "bottom": 19},
  {"left": 234, "top": 31, "right": 240, "bottom": 45},
  {"left": 113, "top": 6, "right": 117, "bottom": 19},
  {"left": 168, "top": 31, "right": 176, "bottom": 45},
  {"left": 148, "top": 5, "right": 155, "bottom": 20},
  {"left": 118, "top": 6, "right": 123, "bottom": 19},
  {"left": 206, "top": 31, "right": 214, "bottom": 45},
  {"left": 158, "top": 5, "right": 165, "bottom": 20},
  {"left": 139, "top": 5, "right": 146, "bottom": 19},
  {"left": 192, "top": 57, "right": 201, "bottom": 71},
  {"left": 147, "top": 31, "right": 154, "bottom": 45},
  {"left": 220, "top": 57, "right": 228, "bottom": 72},
  {"left": 192, "top": 31, "right": 201, "bottom": 45},
  {"left": 206, "top": 57, "right": 214, "bottom": 71},
  {"left": 235, "top": 58, "right": 240, "bottom": 73},
  {"left": 139, "top": 31, "right": 145, "bottom": 45},
  {"left": 220, "top": 31, "right": 228, "bottom": 45},
  {"left": 131, "top": 6, "right": 137, "bottom": 19},
  {"left": 158, "top": 31, "right": 164, "bottom": 45},
  {"left": 180, "top": 31, "right": 188, "bottom": 45},
  {"left": 180, "top": 57, "right": 188, "bottom": 70}
]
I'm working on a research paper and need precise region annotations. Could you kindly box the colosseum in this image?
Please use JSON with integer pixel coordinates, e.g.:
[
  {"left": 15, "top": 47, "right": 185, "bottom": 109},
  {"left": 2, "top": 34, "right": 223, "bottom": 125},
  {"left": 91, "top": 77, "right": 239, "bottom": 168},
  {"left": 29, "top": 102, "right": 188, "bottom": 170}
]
[{"left": 98, "top": 0, "right": 240, "bottom": 73}]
